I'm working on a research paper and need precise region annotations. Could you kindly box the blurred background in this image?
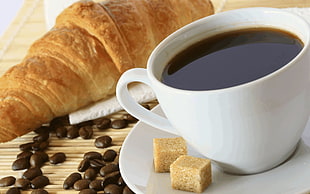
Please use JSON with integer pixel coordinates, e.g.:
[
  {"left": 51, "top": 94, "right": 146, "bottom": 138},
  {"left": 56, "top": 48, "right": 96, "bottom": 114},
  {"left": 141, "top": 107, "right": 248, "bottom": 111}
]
[{"left": 0, "top": 0, "right": 23, "bottom": 37}]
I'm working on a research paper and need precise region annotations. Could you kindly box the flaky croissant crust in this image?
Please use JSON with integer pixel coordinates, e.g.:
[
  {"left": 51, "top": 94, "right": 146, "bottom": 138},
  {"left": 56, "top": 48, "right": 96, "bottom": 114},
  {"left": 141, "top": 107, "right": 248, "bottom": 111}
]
[{"left": 0, "top": 0, "right": 214, "bottom": 142}]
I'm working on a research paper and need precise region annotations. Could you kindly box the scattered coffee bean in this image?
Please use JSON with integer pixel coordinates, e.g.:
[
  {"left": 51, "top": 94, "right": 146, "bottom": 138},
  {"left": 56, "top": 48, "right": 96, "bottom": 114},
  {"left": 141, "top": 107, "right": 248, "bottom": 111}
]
[
  {"left": 78, "top": 158, "right": 90, "bottom": 172},
  {"left": 89, "top": 179, "right": 103, "bottom": 191},
  {"left": 104, "top": 184, "right": 122, "bottom": 194},
  {"left": 31, "top": 189, "right": 49, "bottom": 194},
  {"left": 22, "top": 167, "right": 43, "bottom": 180},
  {"left": 95, "top": 136, "right": 112, "bottom": 148},
  {"left": 32, "top": 141, "right": 49, "bottom": 151},
  {"left": 122, "top": 114, "right": 138, "bottom": 123},
  {"left": 55, "top": 126, "right": 67, "bottom": 138},
  {"left": 84, "top": 168, "right": 98, "bottom": 180},
  {"left": 49, "top": 116, "right": 70, "bottom": 129},
  {"left": 49, "top": 152, "right": 66, "bottom": 164},
  {"left": 101, "top": 171, "right": 121, "bottom": 187},
  {"left": 16, "top": 151, "right": 33, "bottom": 160},
  {"left": 94, "top": 118, "right": 111, "bottom": 130},
  {"left": 79, "top": 126, "right": 93, "bottom": 139},
  {"left": 67, "top": 126, "right": 80, "bottom": 139},
  {"left": 34, "top": 126, "right": 52, "bottom": 134},
  {"left": 30, "top": 176, "right": 49, "bottom": 189},
  {"left": 84, "top": 151, "right": 102, "bottom": 160},
  {"left": 6, "top": 187, "right": 20, "bottom": 194},
  {"left": 123, "top": 186, "right": 135, "bottom": 194},
  {"left": 31, "top": 142, "right": 41, "bottom": 151},
  {"left": 79, "top": 188, "right": 97, "bottom": 194},
  {"left": 0, "top": 176, "right": 16, "bottom": 187},
  {"left": 12, "top": 158, "right": 30, "bottom": 171},
  {"left": 89, "top": 159, "right": 106, "bottom": 169},
  {"left": 100, "top": 163, "right": 119, "bottom": 177},
  {"left": 15, "top": 178, "right": 30, "bottom": 190},
  {"left": 77, "top": 120, "right": 93, "bottom": 128},
  {"left": 111, "top": 119, "right": 128, "bottom": 129},
  {"left": 103, "top": 149, "right": 117, "bottom": 162},
  {"left": 34, "top": 151, "right": 49, "bottom": 163},
  {"left": 63, "top": 172, "right": 82, "bottom": 189},
  {"left": 1, "top": 105, "right": 146, "bottom": 194},
  {"left": 30, "top": 153, "right": 45, "bottom": 168},
  {"left": 33, "top": 132, "right": 49, "bottom": 142},
  {"left": 19, "top": 142, "right": 34, "bottom": 151},
  {"left": 73, "top": 179, "right": 91, "bottom": 191}
]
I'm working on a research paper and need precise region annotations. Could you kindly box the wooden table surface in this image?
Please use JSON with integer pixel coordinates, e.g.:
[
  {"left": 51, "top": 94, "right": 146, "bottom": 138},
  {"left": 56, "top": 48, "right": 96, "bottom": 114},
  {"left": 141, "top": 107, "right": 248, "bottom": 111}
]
[{"left": 0, "top": 0, "right": 309, "bottom": 193}]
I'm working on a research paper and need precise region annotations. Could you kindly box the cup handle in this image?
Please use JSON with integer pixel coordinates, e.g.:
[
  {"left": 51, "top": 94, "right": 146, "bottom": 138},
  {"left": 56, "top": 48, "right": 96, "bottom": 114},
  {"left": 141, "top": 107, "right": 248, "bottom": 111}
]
[{"left": 116, "top": 68, "right": 178, "bottom": 135}]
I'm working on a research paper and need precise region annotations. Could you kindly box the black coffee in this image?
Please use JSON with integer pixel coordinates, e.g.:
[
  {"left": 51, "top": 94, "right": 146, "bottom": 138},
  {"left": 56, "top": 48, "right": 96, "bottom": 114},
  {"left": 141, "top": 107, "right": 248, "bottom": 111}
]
[{"left": 161, "top": 27, "right": 303, "bottom": 90}]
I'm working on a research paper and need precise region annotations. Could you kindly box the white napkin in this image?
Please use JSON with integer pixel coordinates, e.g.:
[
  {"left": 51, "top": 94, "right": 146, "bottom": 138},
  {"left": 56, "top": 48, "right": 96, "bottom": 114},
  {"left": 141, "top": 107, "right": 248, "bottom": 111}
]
[
  {"left": 68, "top": 7, "right": 310, "bottom": 125},
  {"left": 69, "top": 83, "right": 156, "bottom": 124}
]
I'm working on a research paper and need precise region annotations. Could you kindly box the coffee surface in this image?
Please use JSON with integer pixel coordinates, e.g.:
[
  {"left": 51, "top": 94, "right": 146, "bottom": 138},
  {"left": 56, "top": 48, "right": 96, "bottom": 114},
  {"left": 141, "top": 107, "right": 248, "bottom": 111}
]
[{"left": 161, "top": 28, "right": 303, "bottom": 90}]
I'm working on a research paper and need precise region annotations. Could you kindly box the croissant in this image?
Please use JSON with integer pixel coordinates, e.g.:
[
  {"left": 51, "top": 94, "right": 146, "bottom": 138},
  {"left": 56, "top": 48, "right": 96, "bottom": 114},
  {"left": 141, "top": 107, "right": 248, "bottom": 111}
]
[{"left": 0, "top": 0, "right": 214, "bottom": 142}]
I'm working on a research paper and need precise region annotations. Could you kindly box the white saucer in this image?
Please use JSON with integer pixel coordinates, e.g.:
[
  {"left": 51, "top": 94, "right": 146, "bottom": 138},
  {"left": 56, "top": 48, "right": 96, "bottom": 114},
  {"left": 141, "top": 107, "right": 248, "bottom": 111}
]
[{"left": 120, "top": 105, "right": 310, "bottom": 194}]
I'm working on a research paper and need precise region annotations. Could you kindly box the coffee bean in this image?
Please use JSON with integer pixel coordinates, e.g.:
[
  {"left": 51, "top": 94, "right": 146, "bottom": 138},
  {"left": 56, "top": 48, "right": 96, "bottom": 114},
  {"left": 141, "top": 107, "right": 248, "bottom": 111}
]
[
  {"left": 6, "top": 187, "right": 20, "bottom": 194},
  {"left": 16, "top": 151, "right": 33, "bottom": 160},
  {"left": 123, "top": 186, "right": 134, "bottom": 194},
  {"left": 67, "top": 126, "right": 80, "bottom": 139},
  {"left": 19, "top": 142, "right": 34, "bottom": 151},
  {"left": 73, "top": 179, "right": 91, "bottom": 191},
  {"left": 77, "top": 120, "right": 93, "bottom": 128},
  {"left": 49, "top": 116, "right": 70, "bottom": 129},
  {"left": 103, "top": 150, "right": 117, "bottom": 162},
  {"left": 31, "top": 189, "right": 49, "bottom": 194},
  {"left": 78, "top": 158, "right": 90, "bottom": 172},
  {"left": 0, "top": 176, "right": 16, "bottom": 187},
  {"left": 49, "top": 152, "right": 66, "bottom": 164},
  {"left": 34, "top": 126, "right": 52, "bottom": 134},
  {"left": 95, "top": 136, "right": 112, "bottom": 148},
  {"left": 104, "top": 184, "right": 122, "bottom": 194},
  {"left": 30, "top": 153, "right": 45, "bottom": 168},
  {"left": 31, "top": 142, "right": 41, "bottom": 151},
  {"left": 84, "top": 168, "right": 98, "bottom": 180},
  {"left": 15, "top": 178, "right": 30, "bottom": 190},
  {"left": 89, "top": 180, "right": 103, "bottom": 191},
  {"left": 94, "top": 118, "right": 111, "bottom": 130},
  {"left": 55, "top": 126, "right": 67, "bottom": 138},
  {"left": 79, "top": 126, "right": 93, "bottom": 139},
  {"left": 12, "top": 158, "right": 30, "bottom": 171},
  {"left": 32, "top": 141, "right": 49, "bottom": 151},
  {"left": 111, "top": 119, "right": 128, "bottom": 129},
  {"left": 102, "top": 171, "right": 121, "bottom": 187},
  {"left": 84, "top": 151, "right": 102, "bottom": 160},
  {"left": 34, "top": 151, "right": 49, "bottom": 163},
  {"left": 33, "top": 132, "right": 49, "bottom": 142},
  {"left": 79, "top": 188, "right": 97, "bottom": 194},
  {"left": 122, "top": 114, "right": 138, "bottom": 123},
  {"left": 22, "top": 167, "right": 43, "bottom": 180},
  {"left": 100, "top": 163, "right": 119, "bottom": 177},
  {"left": 89, "top": 159, "right": 106, "bottom": 169},
  {"left": 63, "top": 172, "right": 82, "bottom": 189},
  {"left": 31, "top": 176, "right": 49, "bottom": 189}
]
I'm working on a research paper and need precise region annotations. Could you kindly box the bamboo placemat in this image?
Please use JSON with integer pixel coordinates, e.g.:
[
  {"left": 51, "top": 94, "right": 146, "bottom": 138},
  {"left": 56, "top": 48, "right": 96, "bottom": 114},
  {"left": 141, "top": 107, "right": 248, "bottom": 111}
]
[{"left": 0, "top": 0, "right": 310, "bottom": 193}]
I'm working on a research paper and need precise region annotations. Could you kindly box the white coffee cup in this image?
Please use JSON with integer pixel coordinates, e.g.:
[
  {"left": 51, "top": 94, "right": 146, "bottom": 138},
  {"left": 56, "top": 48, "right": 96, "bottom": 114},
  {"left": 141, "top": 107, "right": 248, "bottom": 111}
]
[{"left": 116, "top": 7, "right": 310, "bottom": 174}]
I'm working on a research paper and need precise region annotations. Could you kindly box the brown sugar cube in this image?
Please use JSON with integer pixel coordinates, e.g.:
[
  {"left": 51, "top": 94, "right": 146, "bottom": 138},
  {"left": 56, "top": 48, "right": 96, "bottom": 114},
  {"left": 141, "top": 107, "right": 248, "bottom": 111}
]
[
  {"left": 170, "top": 155, "right": 212, "bottom": 193},
  {"left": 153, "top": 137, "right": 187, "bottom": 173}
]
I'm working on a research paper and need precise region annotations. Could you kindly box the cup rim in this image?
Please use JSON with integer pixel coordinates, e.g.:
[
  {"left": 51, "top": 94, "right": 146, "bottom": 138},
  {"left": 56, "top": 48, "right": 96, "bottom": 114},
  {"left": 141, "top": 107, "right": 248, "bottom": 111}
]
[{"left": 147, "top": 7, "right": 310, "bottom": 93}]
